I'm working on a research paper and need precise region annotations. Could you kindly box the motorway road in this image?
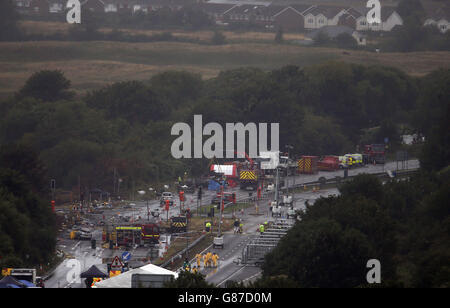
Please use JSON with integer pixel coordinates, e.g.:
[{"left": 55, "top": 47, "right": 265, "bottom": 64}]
[
  {"left": 47, "top": 159, "right": 418, "bottom": 288},
  {"left": 190, "top": 159, "right": 421, "bottom": 286},
  {"left": 193, "top": 187, "right": 340, "bottom": 287},
  {"left": 45, "top": 233, "right": 103, "bottom": 288}
]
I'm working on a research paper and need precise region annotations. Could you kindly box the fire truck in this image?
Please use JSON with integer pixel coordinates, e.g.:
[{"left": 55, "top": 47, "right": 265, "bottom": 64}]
[
  {"left": 317, "top": 156, "right": 340, "bottom": 171},
  {"left": 211, "top": 151, "right": 263, "bottom": 191},
  {"left": 363, "top": 144, "right": 386, "bottom": 164},
  {"left": 103, "top": 223, "right": 160, "bottom": 247}
]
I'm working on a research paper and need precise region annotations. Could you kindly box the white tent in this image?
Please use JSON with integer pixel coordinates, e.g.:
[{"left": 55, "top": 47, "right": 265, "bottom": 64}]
[{"left": 93, "top": 264, "right": 178, "bottom": 288}]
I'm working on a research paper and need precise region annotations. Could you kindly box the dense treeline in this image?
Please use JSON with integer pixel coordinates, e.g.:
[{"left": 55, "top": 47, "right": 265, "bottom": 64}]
[
  {"left": 0, "top": 67, "right": 448, "bottom": 280},
  {"left": 0, "top": 144, "right": 57, "bottom": 268},
  {"left": 0, "top": 63, "right": 434, "bottom": 195},
  {"left": 261, "top": 169, "right": 450, "bottom": 287},
  {"left": 260, "top": 71, "right": 450, "bottom": 287}
]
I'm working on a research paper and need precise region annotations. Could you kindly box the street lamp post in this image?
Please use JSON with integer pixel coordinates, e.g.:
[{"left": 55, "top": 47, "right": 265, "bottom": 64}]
[
  {"left": 218, "top": 176, "right": 225, "bottom": 237},
  {"left": 137, "top": 190, "right": 147, "bottom": 222}
]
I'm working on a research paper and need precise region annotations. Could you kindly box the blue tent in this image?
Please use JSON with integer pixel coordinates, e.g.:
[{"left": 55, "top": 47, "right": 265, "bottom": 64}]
[
  {"left": 0, "top": 276, "right": 27, "bottom": 288},
  {"left": 208, "top": 180, "right": 220, "bottom": 191},
  {"left": 19, "top": 280, "right": 36, "bottom": 288},
  {"left": 208, "top": 180, "right": 227, "bottom": 191}
]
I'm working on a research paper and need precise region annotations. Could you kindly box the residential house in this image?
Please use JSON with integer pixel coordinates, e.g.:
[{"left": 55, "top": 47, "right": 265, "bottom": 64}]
[
  {"left": 81, "top": 0, "right": 105, "bottom": 13},
  {"left": 423, "top": 6, "right": 449, "bottom": 34},
  {"left": 270, "top": 4, "right": 312, "bottom": 32},
  {"left": 303, "top": 5, "right": 347, "bottom": 29},
  {"left": 223, "top": 4, "right": 271, "bottom": 24},
  {"left": 48, "top": 0, "right": 66, "bottom": 13},
  {"left": 29, "top": 0, "right": 49, "bottom": 14},
  {"left": 338, "top": 7, "right": 363, "bottom": 29},
  {"left": 355, "top": 6, "right": 402, "bottom": 31},
  {"left": 194, "top": 2, "right": 237, "bottom": 24},
  {"left": 103, "top": 0, "right": 118, "bottom": 13},
  {"left": 15, "top": 0, "right": 33, "bottom": 14}
]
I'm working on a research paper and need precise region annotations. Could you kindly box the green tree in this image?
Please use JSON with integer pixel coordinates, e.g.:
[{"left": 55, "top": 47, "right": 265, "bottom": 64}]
[
  {"left": 274, "top": 28, "right": 284, "bottom": 44},
  {"left": 338, "top": 174, "right": 384, "bottom": 204},
  {"left": 0, "top": 145, "right": 57, "bottom": 268},
  {"left": 164, "top": 271, "right": 215, "bottom": 288},
  {"left": 17, "top": 70, "right": 74, "bottom": 102},
  {"left": 396, "top": 0, "right": 425, "bottom": 20},
  {"left": 263, "top": 218, "right": 374, "bottom": 288},
  {"left": 0, "top": 144, "right": 49, "bottom": 196},
  {"left": 335, "top": 33, "right": 357, "bottom": 49},
  {"left": 85, "top": 81, "right": 169, "bottom": 124},
  {"left": 0, "top": 0, "right": 20, "bottom": 41},
  {"left": 150, "top": 71, "right": 203, "bottom": 111}
]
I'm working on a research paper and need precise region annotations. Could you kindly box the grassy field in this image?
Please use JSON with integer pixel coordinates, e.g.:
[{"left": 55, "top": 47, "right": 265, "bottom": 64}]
[
  {"left": 19, "top": 20, "right": 307, "bottom": 43},
  {"left": 1, "top": 37, "right": 449, "bottom": 98}
]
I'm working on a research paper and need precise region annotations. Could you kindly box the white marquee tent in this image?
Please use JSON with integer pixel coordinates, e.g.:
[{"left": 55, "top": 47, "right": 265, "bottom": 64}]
[{"left": 93, "top": 264, "right": 178, "bottom": 288}]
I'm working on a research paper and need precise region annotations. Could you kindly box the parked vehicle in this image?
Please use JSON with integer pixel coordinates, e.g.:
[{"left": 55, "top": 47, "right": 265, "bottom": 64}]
[
  {"left": 317, "top": 156, "right": 340, "bottom": 171},
  {"left": 78, "top": 228, "right": 92, "bottom": 240},
  {"left": 160, "top": 192, "right": 174, "bottom": 207},
  {"left": 286, "top": 207, "right": 296, "bottom": 219},
  {"left": 212, "top": 192, "right": 236, "bottom": 207},
  {"left": 271, "top": 201, "right": 282, "bottom": 217},
  {"left": 280, "top": 195, "right": 293, "bottom": 206},
  {"left": 363, "top": 144, "right": 386, "bottom": 164}
]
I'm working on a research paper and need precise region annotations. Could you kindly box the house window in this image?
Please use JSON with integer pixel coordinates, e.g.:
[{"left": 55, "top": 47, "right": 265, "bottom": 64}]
[
  {"left": 360, "top": 21, "right": 367, "bottom": 25},
  {"left": 308, "top": 18, "right": 314, "bottom": 23},
  {"left": 319, "top": 19, "right": 324, "bottom": 24}
]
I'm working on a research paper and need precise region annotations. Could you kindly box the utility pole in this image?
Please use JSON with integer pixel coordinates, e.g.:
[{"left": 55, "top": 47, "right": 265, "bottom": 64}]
[
  {"left": 275, "top": 167, "right": 280, "bottom": 205},
  {"left": 113, "top": 168, "right": 116, "bottom": 196},
  {"left": 78, "top": 175, "right": 81, "bottom": 202},
  {"left": 218, "top": 177, "right": 224, "bottom": 237},
  {"left": 146, "top": 199, "right": 149, "bottom": 222}
]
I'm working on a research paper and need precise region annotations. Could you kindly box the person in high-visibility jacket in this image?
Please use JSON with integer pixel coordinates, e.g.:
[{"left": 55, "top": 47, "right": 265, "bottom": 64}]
[
  {"left": 348, "top": 157, "right": 353, "bottom": 167},
  {"left": 183, "top": 258, "right": 190, "bottom": 272},
  {"left": 205, "top": 222, "right": 211, "bottom": 233},
  {"left": 259, "top": 224, "right": 265, "bottom": 234},
  {"left": 203, "top": 254, "right": 208, "bottom": 268},
  {"left": 206, "top": 252, "right": 213, "bottom": 268},
  {"left": 212, "top": 253, "right": 219, "bottom": 268},
  {"left": 192, "top": 266, "right": 198, "bottom": 274},
  {"left": 195, "top": 253, "right": 202, "bottom": 268}
]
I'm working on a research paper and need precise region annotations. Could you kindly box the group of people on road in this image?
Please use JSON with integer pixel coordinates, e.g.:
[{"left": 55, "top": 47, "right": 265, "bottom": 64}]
[
  {"left": 259, "top": 221, "right": 269, "bottom": 234},
  {"left": 198, "top": 252, "right": 219, "bottom": 269},
  {"left": 233, "top": 219, "right": 244, "bottom": 234},
  {"left": 183, "top": 251, "right": 220, "bottom": 273}
]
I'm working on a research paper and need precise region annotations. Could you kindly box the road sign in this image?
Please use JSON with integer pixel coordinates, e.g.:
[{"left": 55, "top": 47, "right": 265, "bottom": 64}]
[
  {"left": 111, "top": 256, "right": 124, "bottom": 271},
  {"left": 2, "top": 268, "right": 12, "bottom": 276},
  {"left": 122, "top": 251, "right": 131, "bottom": 262}
]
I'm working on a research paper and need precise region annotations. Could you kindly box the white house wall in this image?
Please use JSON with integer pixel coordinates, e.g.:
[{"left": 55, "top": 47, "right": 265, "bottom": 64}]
[
  {"left": 382, "top": 12, "right": 403, "bottom": 31},
  {"left": 436, "top": 19, "right": 449, "bottom": 33}
]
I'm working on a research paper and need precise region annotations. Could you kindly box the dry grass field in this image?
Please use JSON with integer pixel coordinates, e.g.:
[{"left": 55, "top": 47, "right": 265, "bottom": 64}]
[
  {"left": 19, "top": 21, "right": 306, "bottom": 42},
  {"left": 1, "top": 20, "right": 449, "bottom": 98}
]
